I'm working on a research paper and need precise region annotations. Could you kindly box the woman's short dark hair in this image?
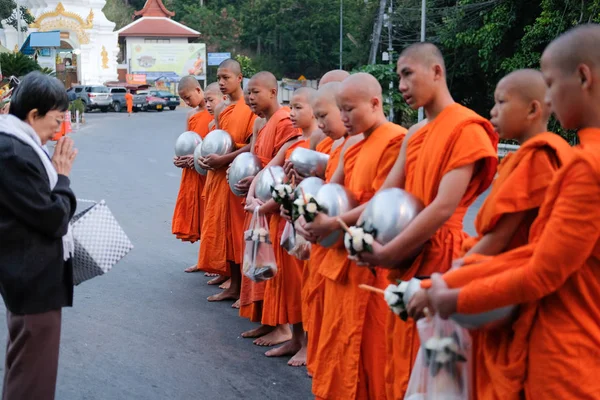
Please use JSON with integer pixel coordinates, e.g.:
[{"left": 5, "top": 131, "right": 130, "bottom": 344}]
[{"left": 9, "top": 71, "right": 69, "bottom": 120}]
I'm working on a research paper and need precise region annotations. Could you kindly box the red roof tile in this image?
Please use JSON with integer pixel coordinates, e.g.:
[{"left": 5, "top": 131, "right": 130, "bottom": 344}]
[
  {"left": 134, "top": 0, "right": 175, "bottom": 18},
  {"left": 118, "top": 17, "right": 199, "bottom": 38}
]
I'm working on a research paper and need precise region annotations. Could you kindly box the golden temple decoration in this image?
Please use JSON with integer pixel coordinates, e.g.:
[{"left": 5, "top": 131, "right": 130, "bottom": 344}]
[
  {"left": 101, "top": 46, "right": 109, "bottom": 69},
  {"left": 13, "top": 44, "right": 19, "bottom": 53},
  {"left": 29, "top": 2, "right": 94, "bottom": 30},
  {"left": 86, "top": 9, "right": 94, "bottom": 27},
  {"left": 36, "top": 19, "right": 90, "bottom": 44}
]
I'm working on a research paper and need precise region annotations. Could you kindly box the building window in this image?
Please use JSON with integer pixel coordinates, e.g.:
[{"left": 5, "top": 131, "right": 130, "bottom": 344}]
[{"left": 144, "top": 39, "right": 170, "bottom": 43}]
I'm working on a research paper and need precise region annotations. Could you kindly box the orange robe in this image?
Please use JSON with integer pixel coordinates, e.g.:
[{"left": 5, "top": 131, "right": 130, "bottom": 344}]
[
  {"left": 385, "top": 103, "right": 498, "bottom": 400},
  {"left": 312, "top": 123, "right": 406, "bottom": 400},
  {"left": 171, "top": 109, "right": 213, "bottom": 243},
  {"left": 125, "top": 92, "right": 133, "bottom": 113},
  {"left": 239, "top": 107, "right": 301, "bottom": 322},
  {"left": 198, "top": 102, "right": 255, "bottom": 275},
  {"left": 430, "top": 133, "right": 572, "bottom": 400},
  {"left": 418, "top": 131, "right": 600, "bottom": 400},
  {"left": 261, "top": 138, "right": 309, "bottom": 326},
  {"left": 305, "top": 136, "right": 345, "bottom": 376}
]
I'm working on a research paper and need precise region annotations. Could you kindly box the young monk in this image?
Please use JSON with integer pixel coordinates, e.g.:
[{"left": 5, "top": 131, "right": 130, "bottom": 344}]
[
  {"left": 205, "top": 82, "right": 228, "bottom": 132},
  {"left": 410, "top": 69, "right": 572, "bottom": 400},
  {"left": 197, "top": 59, "right": 256, "bottom": 302},
  {"left": 241, "top": 72, "right": 302, "bottom": 346},
  {"left": 172, "top": 77, "right": 213, "bottom": 271},
  {"left": 245, "top": 87, "right": 318, "bottom": 366},
  {"left": 304, "top": 73, "right": 407, "bottom": 400},
  {"left": 317, "top": 43, "right": 498, "bottom": 399},
  {"left": 297, "top": 81, "right": 357, "bottom": 376},
  {"left": 125, "top": 89, "right": 133, "bottom": 117},
  {"left": 425, "top": 24, "right": 600, "bottom": 400}
]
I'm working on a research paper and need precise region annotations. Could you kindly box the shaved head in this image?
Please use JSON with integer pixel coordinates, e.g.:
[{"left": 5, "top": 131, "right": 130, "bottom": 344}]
[
  {"left": 218, "top": 59, "right": 242, "bottom": 75},
  {"left": 205, "top": 82, "right": 220, "bottom": 94},
  {"left": 178, "top": 75, "right": 201, "bottom": 92},
  {"left": 312, "top": 82, "right": 341, "bottom": 106},
  {"left": 292, "top": 87, "right": 316, "bottom": 103},
  {"left": 499, "top": 69, "right": 547, "bottom": 106},
  {"left": 543, "top": 24, "right": 600, "bottom": 73},
  {"left": 319, "top": 70, "right": 350, "bottom": 87},
  {"left": 312, "top": 82, "right": 345, "bottom": 140},
  {"left": 337, "top": 73, "right": 386, "bottom": 136},
  {"left": 249, "top": 71, "right": 278, "bottom": 90},
  {"left": 399, "top": 42, "right": 446, "bottom": 74},
  {"left": 340, "top": 72, "right": 383, "bottom": 102}
]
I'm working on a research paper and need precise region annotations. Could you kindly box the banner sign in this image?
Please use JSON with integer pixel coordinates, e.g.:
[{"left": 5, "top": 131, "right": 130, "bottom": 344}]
[{"left": 131, "top": 43, "right": 207, "bottom": 81}]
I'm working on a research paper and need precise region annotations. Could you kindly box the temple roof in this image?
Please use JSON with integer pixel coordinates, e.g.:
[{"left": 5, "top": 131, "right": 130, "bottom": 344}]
[
  {"left": 133, "top": 0, "right": 175, "bottom": 18},
  {"left": 117, "top": 17, "right": 199, "bottom": 38}
]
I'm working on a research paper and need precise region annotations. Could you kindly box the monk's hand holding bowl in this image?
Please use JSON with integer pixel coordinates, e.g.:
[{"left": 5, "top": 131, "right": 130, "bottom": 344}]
[
  {"left": 304, "top": 213, "right": 337, "bottom": 241},
  {"left": 357, "top": 241, "right": 391, "bottom": 267},
  {"left": 234, "top": 176, "right": 253, "bottom": 195},
  {"left": 407, "top": 289, "right": 431, "bottom": 320},
  {"left": 197, "top": 156, "right": 212, "bottom": 171},
  {"left": 202, "top": 153, "right": 228, "bottom": 170},
  {"left": 427, "top": 273, "right": 458, "bottom": 319},
  {"left": 173, "top": 156, "right": 187, "bottom": 168},
  {"left": 295, "top": 216, "right": 317, "bottom": 243},
  {"left": 283, "top": 160, "right": 294, "bottom": 176},
  {"left": 244, "top": 197, "right": 263, "bottom": 213},
  {"left": 186, "top": 155, "right": 195, "bottom": 169}
]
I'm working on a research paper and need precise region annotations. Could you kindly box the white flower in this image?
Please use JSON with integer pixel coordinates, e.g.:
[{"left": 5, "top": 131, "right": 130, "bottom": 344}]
[
  {"left": 344, "top": 232, "right": 352, "bottom": 251},
  {"left": 274, "top": 184, "right": 284, "bottom": 192},
  {"left": 294, "top": 197, "right": 305, "bottom": 207},
  {"left": 306, "top": 202, "right": 318, "bottom": 214},
  {"left": 285, "top": 185, "right": 293, "bottom": 195},
  {"left": 363, "top": 233, "right": 374, "bottom": 245},
  {"left": 305, "top": 194, "right": 314, "bottom": 201},
  {"left": 353, "top": 228, "right": 365, "bottom": 243},
  {"left": 352, "top": 235, "right": 364, "bottom": 252},
  {"left": 384, "top": 285, "right": 405, "bottom": 316},
  {"left": 278, "top": 188, "right": 286, "bottom": 198},
  {"left": 271, "top": 190, "right": 278, "bottom": 198},
  {"left": 297, "top": 205, "right": 305, "bottom": 215},
  {"left": 252, "top": 232, "right": 259, "bottom": 241},
  {"left": 257, "top": 228, "right": 268, "bottom": 238}
]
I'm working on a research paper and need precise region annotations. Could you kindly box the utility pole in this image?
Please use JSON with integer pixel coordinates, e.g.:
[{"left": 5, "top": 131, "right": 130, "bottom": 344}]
[
  {"left": 16, "top": 0, "right": 22, "bottom": 48},
  {"left": 387, "top": 0, "right": 394, "bottom": 122},
  {"left": 339, "top": 0, "right": 343, "bottom": 69},
  {"left": 368, "top": 0, "right": 387, "bottom": 65},
  {"left": 418, "top": 0, "right": 426, "bottom": 122}
]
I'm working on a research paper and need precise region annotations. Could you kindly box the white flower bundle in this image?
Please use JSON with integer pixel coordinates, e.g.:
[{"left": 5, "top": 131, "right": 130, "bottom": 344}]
[
  {"left": 292, "top": 193, "right": 323, "bottom": 222},
  {"left": 384, "top": 281, "right": 410, "bottom": 321},
  {"left": 343, "top": 225, "right": 376, "bottom": 258}
]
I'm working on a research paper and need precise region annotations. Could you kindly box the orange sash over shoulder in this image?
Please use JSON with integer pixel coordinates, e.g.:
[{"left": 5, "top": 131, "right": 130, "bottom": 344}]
[
  {"left": 171, "top": 109, "right": 213, "bottom": 243},
  {"left": 385, "top": 103, "right": 498, "bottom": 400}
]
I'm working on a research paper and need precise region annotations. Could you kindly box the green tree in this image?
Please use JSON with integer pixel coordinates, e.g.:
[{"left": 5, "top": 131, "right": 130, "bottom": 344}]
[
  {"left": 0, "top": 52, "right": 40, "bottom": 77},
  {"left": 0, "top": 0, "right": 35, "bottom": 32},
  {"left": 102, "top": 0, "right": 136, "bottom": 30}
]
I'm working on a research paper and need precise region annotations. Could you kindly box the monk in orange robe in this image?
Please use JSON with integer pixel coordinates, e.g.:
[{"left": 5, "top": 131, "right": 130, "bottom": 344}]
[
  {"left": 425, "top": 25, "right": 600, "bottom": 400},
  {"left": 349, "top": 43, "right": 498, "bottom": 399},
  {"left": 295, "top": 80, "right": 357, "bottom": 376},
  {"left": 243, "top": 87, "right": 318, "bottom": 366},
  {"left": 240, "top": 72, "right": 302, "bottom": 345},
  {"left": 304, "top": 73, "right": 407, "bottom": 400},
  {"left": 125, "top": 90, "right": 133, "bottom": 116},
  {"left": 172, "top": 76, "right": 213, "bottom": 255},
  {"left": 197, "top": 59, "right": 256, "bottom": 302},
  {"left": 409, "top": 69, "right": 572, "bottom": 400}
]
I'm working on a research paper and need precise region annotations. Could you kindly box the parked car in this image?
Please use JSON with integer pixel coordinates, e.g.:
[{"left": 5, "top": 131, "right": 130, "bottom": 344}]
[
  {"left": 108, "top": 87, "right": 145, "bottom": 112},
  {"left": 66, "top": 85, "right": 84, "bottom": 102},
  {"left": 79, "top": 86, "right": 111, "bottom": 112},
  {"left": 147, "top": 90, "right": 179, "bottom": 110},
  {"left": 137, "top": 90, "right": 167, "bottom": 112}
]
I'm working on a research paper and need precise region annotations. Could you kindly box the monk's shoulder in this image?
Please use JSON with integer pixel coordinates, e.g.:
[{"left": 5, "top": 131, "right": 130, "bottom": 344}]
[{"left": 454, "top": 123, "right": 496, "bottom": 153}]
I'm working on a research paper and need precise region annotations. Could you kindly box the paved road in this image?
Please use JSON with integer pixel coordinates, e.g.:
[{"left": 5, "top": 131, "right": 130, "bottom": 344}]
[{"left": 0, "top": 109, "right": 484, "bottom": 400}]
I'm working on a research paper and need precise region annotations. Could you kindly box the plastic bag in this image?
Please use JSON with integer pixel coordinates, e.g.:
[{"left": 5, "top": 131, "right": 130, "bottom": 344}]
[
  {"left": 405, "top": 314, "right": 471, "bottom": 400},
  {"left": 289, "top": 232, "right": 311, "bottom": 260},
  {"left": 280, "top": 221, "right": 296, "bottom": 253},
  {"left": 243, "top": 208, "right": 278, "bottom": 282}
]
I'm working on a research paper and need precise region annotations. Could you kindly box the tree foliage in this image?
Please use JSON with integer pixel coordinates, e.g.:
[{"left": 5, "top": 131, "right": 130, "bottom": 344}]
[
  {"left": 0, "top": 0, "right": 35, "bottom": 32},
  {"left": 0, "top": 52, "right": 40, "bottom": 77}
]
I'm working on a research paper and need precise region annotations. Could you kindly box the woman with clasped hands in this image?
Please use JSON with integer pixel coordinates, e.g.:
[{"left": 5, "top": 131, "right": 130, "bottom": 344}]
[{"left": 0, "top": 71, "right": 78, "bottom": 400}]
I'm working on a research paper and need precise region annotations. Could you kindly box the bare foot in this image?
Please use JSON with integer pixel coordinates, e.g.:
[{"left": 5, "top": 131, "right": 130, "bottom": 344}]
[
  {"left": 288, "top": 345, "right": 307, "bottom": 367},
  {"left": 207, "top": 275, "right": 228, "bottom": 285},
  {"left": 254, "top": 325, "right": 292, "bottom": 346},
  {"left": 204, "top": 272, "right": 218, "bottom": 277},
  {"left": 185, "top": 265, "right": 201, "bottom": 273},
  {"left": 220, "top": 279, "right": 231, "bottom": 290},
  {"left": 242, "top": 325, "right": 274, "bottom": 339},
  {"left": 232, "top": 299, "right": 240, "bottom": 309},
  {"left": 207, "top": 289, "right": 239, "bottom": 302},
  {"left": 265, "top": 340, "right": 302, "bottom": 359}
]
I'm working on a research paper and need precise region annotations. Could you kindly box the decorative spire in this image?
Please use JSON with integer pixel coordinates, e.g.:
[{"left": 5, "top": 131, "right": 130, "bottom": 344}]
[{"left": 133, "top": 0, "right": 175, "bottom": 19}]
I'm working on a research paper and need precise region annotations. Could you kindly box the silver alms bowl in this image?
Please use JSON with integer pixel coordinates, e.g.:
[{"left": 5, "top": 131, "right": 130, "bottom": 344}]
[
  {"left": 228, "top": 153, "right": 262, "bottom": 196},
  {"left": 315, "top": 183, "right": 357, "bottom": 247},
  {"left": 200, "top": 129, "right": 234, "bottom": 158},
  {"left": 175, "top": 131, "right": 202, "bottom": 157},
  {"left": 358, "top": 188, "right": 424, "bottom": 245},
  {"left": 294, "top": 177, "right": 324, "bottom": 200},
  {"left": 255, "top": 166, "right": 286, "bottom": 203},
  {"left": 194, "top": 143, "right": 207, "bottom": 175},
  {"left": 289, "top": 147, "right": 330, "bottom": 178}
]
